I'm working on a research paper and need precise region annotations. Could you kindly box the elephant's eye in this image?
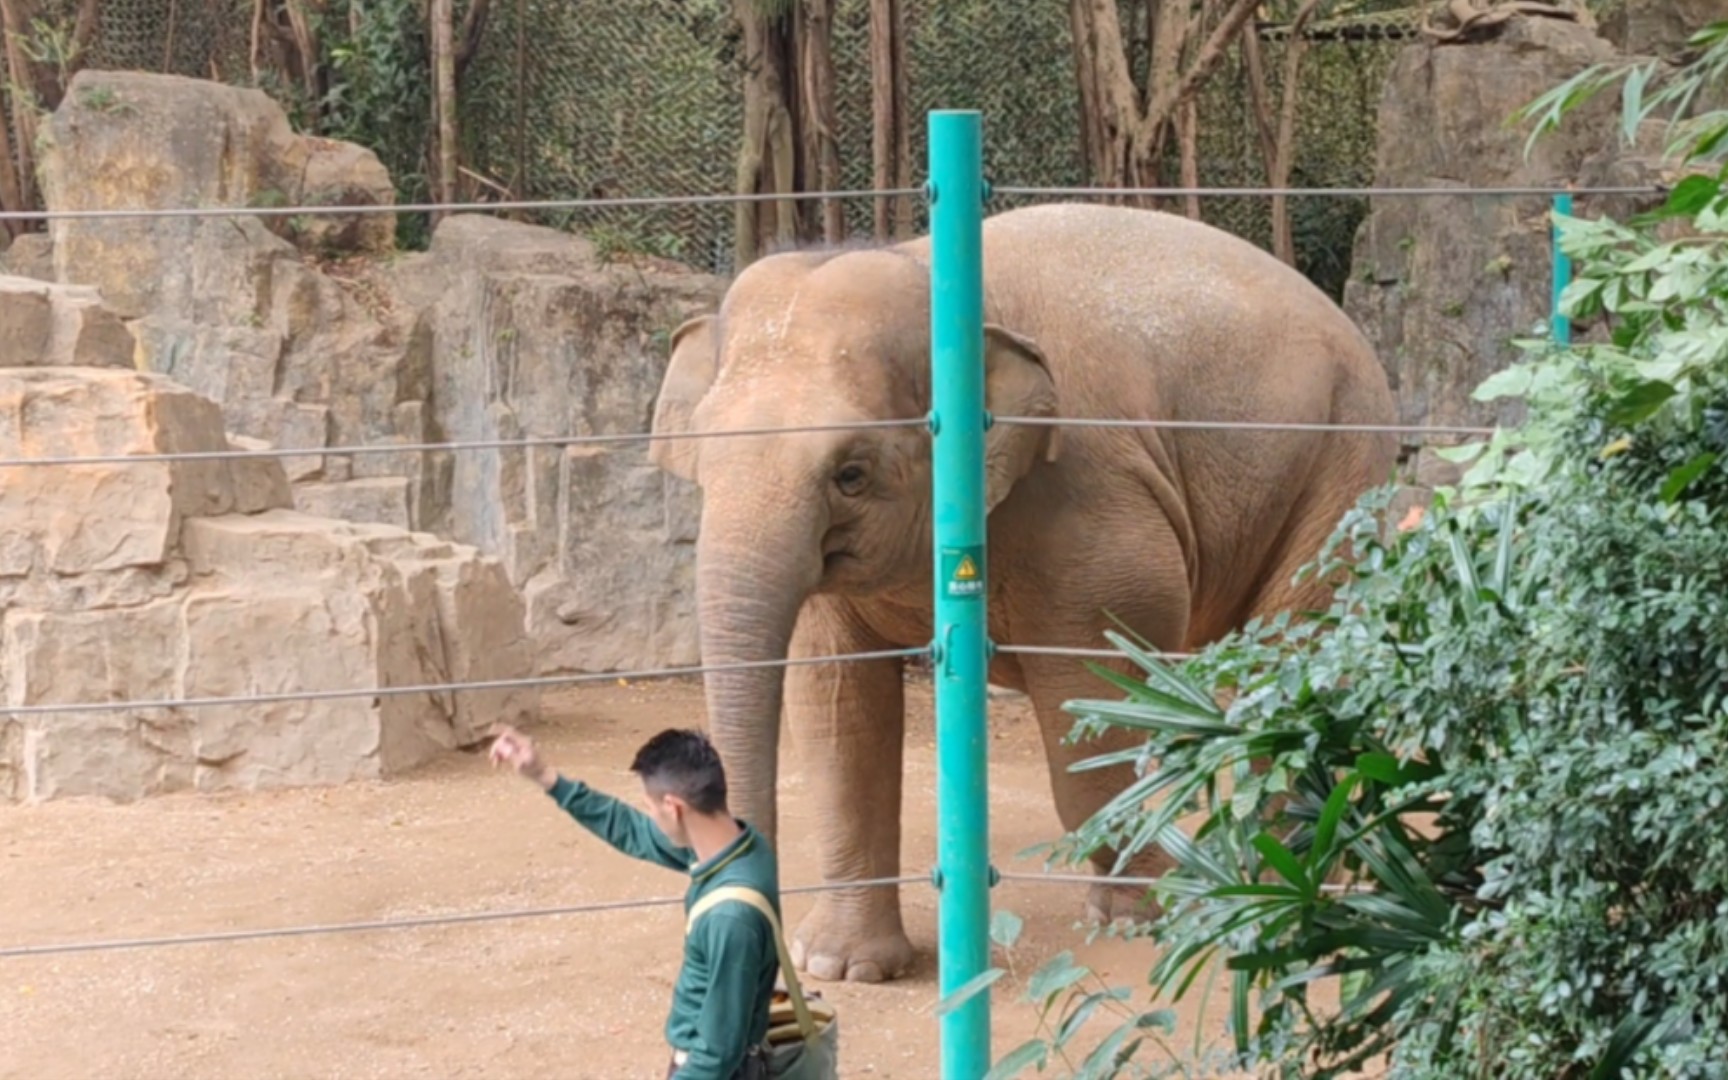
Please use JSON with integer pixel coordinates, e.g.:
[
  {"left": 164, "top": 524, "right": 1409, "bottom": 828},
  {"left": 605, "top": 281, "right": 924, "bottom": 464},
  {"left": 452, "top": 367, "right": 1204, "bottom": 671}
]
[{"left": 834, "top": 463, "right": 869, "bottom": 497}]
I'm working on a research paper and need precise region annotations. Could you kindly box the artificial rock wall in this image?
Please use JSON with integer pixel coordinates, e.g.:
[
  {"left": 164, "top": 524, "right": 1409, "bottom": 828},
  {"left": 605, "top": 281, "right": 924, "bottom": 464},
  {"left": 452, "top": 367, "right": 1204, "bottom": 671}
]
[
  {"left": 23, "top": 69, "right": 724, "bottom": 677},
  {"left": 0, "top": 295, "right": 537, "bottom": 803}
]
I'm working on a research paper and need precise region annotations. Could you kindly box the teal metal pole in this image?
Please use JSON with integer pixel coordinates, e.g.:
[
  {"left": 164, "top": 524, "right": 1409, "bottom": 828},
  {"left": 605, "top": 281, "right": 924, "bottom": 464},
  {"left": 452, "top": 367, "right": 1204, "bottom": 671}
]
[
  {"left": 1551, "top": 191, "right": 1574, "bottom": 346},
  {"left": 927, "top": 108, "right": 992, "bottom": 1080}
]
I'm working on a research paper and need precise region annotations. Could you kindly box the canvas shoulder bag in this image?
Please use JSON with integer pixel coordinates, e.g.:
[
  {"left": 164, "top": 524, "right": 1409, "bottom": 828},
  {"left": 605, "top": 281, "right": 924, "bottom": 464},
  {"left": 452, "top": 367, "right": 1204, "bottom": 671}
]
[{"left": 685, "top": 886, "right": 840, "bottom": 1080}]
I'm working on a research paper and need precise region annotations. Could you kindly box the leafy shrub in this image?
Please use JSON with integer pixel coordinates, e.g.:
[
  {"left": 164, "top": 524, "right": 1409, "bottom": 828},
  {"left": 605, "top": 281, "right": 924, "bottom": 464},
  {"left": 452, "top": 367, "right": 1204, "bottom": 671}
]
[{"left": 958, "top": 21, "right": 1728, "bottom": 1079}]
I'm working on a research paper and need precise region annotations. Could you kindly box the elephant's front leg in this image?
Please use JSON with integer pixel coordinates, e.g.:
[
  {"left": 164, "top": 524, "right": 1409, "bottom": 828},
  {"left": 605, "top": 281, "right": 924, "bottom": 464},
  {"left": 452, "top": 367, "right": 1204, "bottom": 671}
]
[{"left": 783, "top": 597, "right": 914, "bottom": 984}]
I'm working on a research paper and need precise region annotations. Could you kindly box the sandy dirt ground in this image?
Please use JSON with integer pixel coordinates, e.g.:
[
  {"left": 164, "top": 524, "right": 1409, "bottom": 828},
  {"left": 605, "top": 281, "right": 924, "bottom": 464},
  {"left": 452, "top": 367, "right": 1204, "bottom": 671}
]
[{"left": 2, "top": 678, "right": 1275, "bottom": 1079}]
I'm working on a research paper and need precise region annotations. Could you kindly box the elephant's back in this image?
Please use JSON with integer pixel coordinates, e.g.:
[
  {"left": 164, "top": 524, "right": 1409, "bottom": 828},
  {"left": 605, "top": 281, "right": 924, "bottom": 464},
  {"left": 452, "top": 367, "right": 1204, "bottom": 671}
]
[{"left": 902, "top": 202, "right": 1386, "bottom": 425}]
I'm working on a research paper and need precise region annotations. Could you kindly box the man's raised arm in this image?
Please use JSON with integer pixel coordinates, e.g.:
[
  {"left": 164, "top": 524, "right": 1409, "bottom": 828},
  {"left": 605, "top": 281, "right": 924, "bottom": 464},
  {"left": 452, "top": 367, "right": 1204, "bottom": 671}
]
[{"left": 489, "top": 724, "right": 694, "bottom": 871}]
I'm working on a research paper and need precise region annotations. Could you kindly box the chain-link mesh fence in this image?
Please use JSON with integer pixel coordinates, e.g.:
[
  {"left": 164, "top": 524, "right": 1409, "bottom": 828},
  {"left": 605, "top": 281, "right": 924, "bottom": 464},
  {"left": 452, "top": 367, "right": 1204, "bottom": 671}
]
[
  {"left": 0, "top": 1, "right": 1494, "bottom": 299},
  {"left": 453, "top": 0, "right": 1411, "bottom": 290}
]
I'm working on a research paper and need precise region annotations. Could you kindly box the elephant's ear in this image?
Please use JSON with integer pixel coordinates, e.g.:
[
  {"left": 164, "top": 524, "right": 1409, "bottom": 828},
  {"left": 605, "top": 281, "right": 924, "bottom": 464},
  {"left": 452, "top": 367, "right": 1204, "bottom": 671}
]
[
  {"left": 650, "top": 314, "right": 720, "bottom": 482},
  {"left": 983, "top": 323, "right": 1061, "bottom": 512}
]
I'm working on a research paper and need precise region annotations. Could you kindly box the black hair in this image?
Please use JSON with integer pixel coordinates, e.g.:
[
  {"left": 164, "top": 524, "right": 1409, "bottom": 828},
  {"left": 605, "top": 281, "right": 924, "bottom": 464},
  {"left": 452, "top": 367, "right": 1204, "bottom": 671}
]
[{"left": 629, "top": 728, "right": 729, "bottom": 816}]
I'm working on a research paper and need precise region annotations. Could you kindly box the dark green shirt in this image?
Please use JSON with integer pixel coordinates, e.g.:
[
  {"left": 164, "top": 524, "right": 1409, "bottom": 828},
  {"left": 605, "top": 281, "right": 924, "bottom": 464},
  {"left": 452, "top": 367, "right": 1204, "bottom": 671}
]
[{"left": 547, "top": 776, "right": 780, "bottom": 1080}]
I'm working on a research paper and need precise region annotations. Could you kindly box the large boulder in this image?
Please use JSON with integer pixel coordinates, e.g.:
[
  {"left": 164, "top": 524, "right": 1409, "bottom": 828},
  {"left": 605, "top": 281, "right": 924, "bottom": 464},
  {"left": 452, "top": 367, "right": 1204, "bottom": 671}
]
[
  {"left": 41, "top": 70, "right": 395, "bottom": 289},
  {"left": 1343, "top": 14, "right": 1679, "bottom": 437},
  {"left": 0, "top": 368, "right": 536, "bottom": 804},
  {"left": 0, "top": 234, "right": 54, "bottom": 282},
  {"left": 0, "top": 274, "right": 135, "bottom": 368},
  {"left": 1604, "top": 0, "right": 1728, "bottom": 58},
  {"left": 387, "top": 215, "right": 725, "bottom": 675},
  {"left": 36, "top": 70, "right": 416, "bottom": 523}
]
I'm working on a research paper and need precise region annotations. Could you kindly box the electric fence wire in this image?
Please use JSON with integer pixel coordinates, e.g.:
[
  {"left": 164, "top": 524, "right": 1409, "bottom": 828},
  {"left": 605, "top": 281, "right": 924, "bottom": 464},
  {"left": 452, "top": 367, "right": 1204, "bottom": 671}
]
[
  {"left": 0, "top": 181, "right": 1669, "bottom": 224},
  {"left": 0, "top": 419, "right": 929, "bottom": 470},
  {"left": 0, "top": 875, "right": 931, "bottom": 960},
  {"left": 993, "top": 183, "right": 1668, "bottom": 200},
  {"left": 993, "top": 644, "right": 1193, "bottom": 662},
  {"left": 0, "top": 414, "right": 1495, "bottom": 471},
  {"left": 993, "top": 415, "right": 1498, "bottom": 437},
  {"left": 0, "top": 648, "right": 928, "bottom": 717},
  {"left": 995, "top": 870, "right": 1368, "bottom": 895},
  {"left": 1, "top": 867, "right": 1374, "bottom": 960},
  {"left": 0, "top": 187, "right": 927, "bottom": 223}
]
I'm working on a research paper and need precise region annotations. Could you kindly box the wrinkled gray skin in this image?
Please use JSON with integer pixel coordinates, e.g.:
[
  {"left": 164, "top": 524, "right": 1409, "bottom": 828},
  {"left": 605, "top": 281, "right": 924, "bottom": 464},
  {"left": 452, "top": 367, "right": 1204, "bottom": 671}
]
[{"left": 648, "top": 203, "right": 1397, "bottom": 984}]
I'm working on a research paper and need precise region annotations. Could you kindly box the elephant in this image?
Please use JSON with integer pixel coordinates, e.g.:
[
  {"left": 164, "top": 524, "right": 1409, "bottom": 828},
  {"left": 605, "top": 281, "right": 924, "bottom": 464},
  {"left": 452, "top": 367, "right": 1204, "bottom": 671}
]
[{"left": 646, "top": 201, "right": 1399, "bottom": 985}]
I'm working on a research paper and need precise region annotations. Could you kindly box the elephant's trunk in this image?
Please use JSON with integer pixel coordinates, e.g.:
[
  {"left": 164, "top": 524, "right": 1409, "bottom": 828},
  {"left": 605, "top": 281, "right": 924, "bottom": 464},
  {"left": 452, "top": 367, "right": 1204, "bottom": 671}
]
[{"left": 694, "top": 493, "right": 824, "bottom": 848}]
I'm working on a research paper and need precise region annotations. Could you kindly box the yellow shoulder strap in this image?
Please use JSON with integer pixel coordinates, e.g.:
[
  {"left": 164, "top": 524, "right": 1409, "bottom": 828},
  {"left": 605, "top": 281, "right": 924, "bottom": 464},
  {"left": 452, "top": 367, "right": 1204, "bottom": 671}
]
[{"left": 685, "top": 885, "right": 817, "bottom": 1041}]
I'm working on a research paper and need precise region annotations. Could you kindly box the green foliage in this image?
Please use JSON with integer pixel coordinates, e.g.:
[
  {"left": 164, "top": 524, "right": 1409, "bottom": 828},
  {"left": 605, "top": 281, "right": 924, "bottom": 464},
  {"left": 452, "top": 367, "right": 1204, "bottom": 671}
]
[
  {"left": 985, "top": 20, "right": 1728, "bottom": 1079},
  {"left": 316, "top": 0, "right": 433, "bottom": 248},
  {"left": 934, "top": 908, "right": 1200, "bottom": 1079}
]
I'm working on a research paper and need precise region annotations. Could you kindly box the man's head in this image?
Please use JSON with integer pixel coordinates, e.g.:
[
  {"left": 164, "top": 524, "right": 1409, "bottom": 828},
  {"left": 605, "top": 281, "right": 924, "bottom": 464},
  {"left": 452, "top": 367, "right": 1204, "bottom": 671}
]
[{"left": 631, "top": 728, "right": 730, "bottom": 847}]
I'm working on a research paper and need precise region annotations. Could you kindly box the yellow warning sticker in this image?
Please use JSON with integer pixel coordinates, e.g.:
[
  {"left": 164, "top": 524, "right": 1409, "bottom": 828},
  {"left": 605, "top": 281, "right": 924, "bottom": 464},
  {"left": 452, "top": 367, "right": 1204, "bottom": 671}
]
[{"left": 942, "top": 546, "right": 985, "bottom": 600}]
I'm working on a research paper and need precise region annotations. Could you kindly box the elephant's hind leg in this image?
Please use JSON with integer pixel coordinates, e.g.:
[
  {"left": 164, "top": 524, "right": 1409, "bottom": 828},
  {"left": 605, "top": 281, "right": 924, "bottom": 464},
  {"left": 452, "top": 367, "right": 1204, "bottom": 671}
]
[
  {"left": 784, "top": 596, "right": 916, "bottom": 984},
  {"left": 1019, "top": 650, "right": 1180, "bottom": 930}
]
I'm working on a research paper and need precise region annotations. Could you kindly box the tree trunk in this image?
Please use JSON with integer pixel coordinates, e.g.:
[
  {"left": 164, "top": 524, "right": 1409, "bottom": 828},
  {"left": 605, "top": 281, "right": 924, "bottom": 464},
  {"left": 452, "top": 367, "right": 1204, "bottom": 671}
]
[
  {"left": 430, "top": 0, "right": 457, "bottom": 222},
  {"left": 1069, "top": 0, "right": 1102, "bottom": 198},
  {"left": 0, "top": 79, "right": 22, "bottom": 239},
  {"left": 733, "top": 0, "right": 800, "bottom": 269},
  {"left": 869, "top": 0, "right": 909, "bottom": 239},
  {"left": 1240, "top": 27, "right": 1278, "bottom": 174},
  {"left": 1069, "top": 0, "right": 1143, "bottom": 196},
  {"left": 1179, "top": 96, "right": 1199, "bottom": 219},
  {"left": 800, "top": 0, "right": 843, "bottom": 244},
  {"left": 1146, "top": 0, "right": 1186, "bottom": 203},
  {"left": 281, "top": 0, "right": 322, "bottom": 105},
  {"left": 455, "top": 0, "right": 490, "bottom": 83},
  {"left": 1, "top": 0, "right": 100, "bottom": 228},
  {"left": 1146, "top": 0, "right": 1186, "bottom": 117},
  {"left": 1269, "top": 0, "right": 1326, "bottom": 266},
  {"left": 1142, "top": 0, "right": 1260, "bottom": 144},
  {"left": 1, "top": 3, "right": 37, "bottom": 219},
  {"left": 889, "top": 0, "right": 910, "bottom": 236},
  {"left": 1070, "top": 0, "right": 1256, "bottom": 206},
  {"left": 768, "top": 15, "right": 799, "bottom": 251}
]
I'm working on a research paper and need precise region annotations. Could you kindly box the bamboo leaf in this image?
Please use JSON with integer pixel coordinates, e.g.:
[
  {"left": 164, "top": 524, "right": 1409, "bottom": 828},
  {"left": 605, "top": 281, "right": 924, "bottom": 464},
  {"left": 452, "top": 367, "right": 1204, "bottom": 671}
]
[
  {"left": 1027, "top": 951, "right": 1088, "bottom": 1008},
  {"left": 935, "top": 967, "right": 1004, "bottom": 1018},
  {"left": 983, "top": 1039, "right": 1049, "bottom": 1080}
]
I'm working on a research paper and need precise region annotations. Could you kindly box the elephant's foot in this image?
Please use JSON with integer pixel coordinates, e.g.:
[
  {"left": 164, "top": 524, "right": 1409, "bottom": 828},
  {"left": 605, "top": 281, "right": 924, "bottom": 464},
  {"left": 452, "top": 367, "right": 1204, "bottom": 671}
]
[
  {"left": 1085, "top": 879, "right": 1163, "bottom": 929},
  {"left": 790, "top": 898, "right": 916, "bottom": 984}
]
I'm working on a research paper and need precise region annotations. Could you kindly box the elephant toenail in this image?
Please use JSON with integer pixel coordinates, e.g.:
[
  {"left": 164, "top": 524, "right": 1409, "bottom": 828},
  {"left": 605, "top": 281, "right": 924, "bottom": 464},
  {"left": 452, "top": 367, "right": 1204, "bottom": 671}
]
[
  {"left": 808, "top": 955, "right": 847, "bottom": 982},
  {"left": 847, "top": 961, "right": 885, "bottom": 983}
]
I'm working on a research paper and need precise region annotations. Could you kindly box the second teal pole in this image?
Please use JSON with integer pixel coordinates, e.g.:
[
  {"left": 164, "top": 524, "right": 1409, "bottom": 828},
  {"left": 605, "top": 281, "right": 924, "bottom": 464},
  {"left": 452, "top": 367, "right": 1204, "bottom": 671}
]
[
  {"left": 927, "top": 108, "right": 992, "bottom": 1079},
  {"left": 1551, "top": 191, "right": 1574, "bottom": 346}
]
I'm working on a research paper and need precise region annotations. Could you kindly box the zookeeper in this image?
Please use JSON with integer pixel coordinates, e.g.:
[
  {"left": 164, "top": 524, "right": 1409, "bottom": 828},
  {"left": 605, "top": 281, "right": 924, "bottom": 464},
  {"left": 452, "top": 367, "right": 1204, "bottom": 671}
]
[{"left": 488, "top": 723, "right": 781, "bottom": 1080}]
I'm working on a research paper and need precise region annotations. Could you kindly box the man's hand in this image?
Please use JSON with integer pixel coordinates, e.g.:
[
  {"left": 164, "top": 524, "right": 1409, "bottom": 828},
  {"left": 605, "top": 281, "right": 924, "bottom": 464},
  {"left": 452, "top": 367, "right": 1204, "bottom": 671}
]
[{"left": 488, "top": 724, "right": 559, "bottom": 790}]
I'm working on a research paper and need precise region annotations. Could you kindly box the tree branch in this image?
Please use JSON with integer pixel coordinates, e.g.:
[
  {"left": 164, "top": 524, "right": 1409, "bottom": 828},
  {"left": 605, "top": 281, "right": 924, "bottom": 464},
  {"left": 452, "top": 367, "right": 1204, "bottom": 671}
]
[
  {"left": 1140, "top": 0, "right": 1260, "bottom": 141},
  {"left": 1271, "top": 0, "right": 1327, "bottom": 264},
  {"left": 1240, "top": 26, "right": 1278, "bottom": 171},
  {"left": 455, "top": 0, "right": 489, "bottom": 79}
]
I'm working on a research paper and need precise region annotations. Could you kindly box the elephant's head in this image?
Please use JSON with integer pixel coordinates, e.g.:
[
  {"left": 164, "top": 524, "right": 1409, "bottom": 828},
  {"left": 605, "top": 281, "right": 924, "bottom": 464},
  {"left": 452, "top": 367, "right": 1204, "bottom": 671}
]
[{"left": 648, "top": 246, "right": 1060, "bottom": 844}]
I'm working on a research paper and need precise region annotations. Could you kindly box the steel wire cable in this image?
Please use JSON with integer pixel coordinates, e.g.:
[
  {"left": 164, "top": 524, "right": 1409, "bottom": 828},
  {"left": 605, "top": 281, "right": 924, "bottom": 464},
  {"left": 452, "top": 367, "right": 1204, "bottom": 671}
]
[
  {"left": 993, "top": 415, "right": 1498, "bottom": 437},
  {"left": 993, "top": 184, "right": 1667, "bottom": 200},
  {"left": 0, "top": 182, "right": 1667, "bottom": 224},
  {"left": 994, "top": 645, "right": 1193, "bottom": 661},
  {"left": 0, "top": 648, "right": 928, "bottom": 717},
  {"left": 995, "top": 870, "right": 1366, "bottom": 895},
  {"left": 0, "top": 875, "right": 930, "bottom": 960},
  {"left": 0, "top": 419, "right": 929, "bottom": 470},
  {"left": 0, "top": 188, "right": 927, "bottom": 224},
  {"left": 0, "top": 413, "right": 1497, "bottom": 471}
]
